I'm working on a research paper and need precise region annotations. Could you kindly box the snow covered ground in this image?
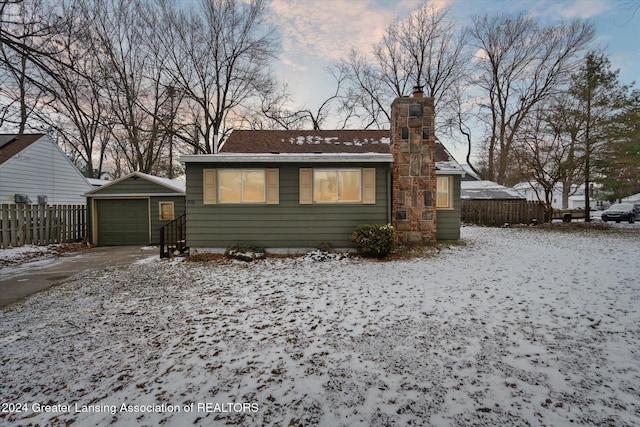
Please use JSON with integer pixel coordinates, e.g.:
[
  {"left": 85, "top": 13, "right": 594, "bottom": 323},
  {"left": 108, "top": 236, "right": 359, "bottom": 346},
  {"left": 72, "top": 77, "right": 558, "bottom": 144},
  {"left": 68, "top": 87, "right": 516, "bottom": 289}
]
[{"left": 1, "top": 225, "right": 639, "bottom": 426}]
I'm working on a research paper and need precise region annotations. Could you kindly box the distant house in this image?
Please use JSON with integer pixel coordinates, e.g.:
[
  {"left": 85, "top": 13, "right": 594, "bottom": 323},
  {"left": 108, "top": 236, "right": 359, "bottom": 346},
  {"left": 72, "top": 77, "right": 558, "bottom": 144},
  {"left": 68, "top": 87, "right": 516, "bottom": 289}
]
[
  {"left": 461, "top": 180, "right": 525, "bottom": 201},
  {"left": 84, "top": 172, "right": 186, "bottom": 245},
  {"left": 0, "top": 134, "right": 92, "bottom": 205},
  {"left": 513, "top": 182, "right": 603, "bottom": 210},
  {"left": 180, "top": 92, "right": 464, "bottom": 251}
]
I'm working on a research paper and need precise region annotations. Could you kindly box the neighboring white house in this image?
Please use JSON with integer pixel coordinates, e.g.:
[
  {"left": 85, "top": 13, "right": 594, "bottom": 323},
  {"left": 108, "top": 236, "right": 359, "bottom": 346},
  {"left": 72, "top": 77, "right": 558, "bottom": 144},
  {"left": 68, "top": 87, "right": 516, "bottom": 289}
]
[
  {"left": 513, "top": 182, "right": 604, "bottom": 210},
  {"left": 0, "top": 133, "right": 92, "bottom": 205}
]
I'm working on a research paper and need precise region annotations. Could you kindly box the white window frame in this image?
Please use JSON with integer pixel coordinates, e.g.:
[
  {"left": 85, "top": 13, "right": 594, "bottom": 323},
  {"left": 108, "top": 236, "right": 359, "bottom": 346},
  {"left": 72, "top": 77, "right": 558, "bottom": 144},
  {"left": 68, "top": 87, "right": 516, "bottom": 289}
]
[
  {"left": 299, "top": 168, "right": 375, "bottom": 205},
  {"left": 218, "top": 169, "right": 266, "bottom": 204},
  {"left": 159, "top": 201, "right": 175, "bottom": 220},
  {"left": 313, "top": 169, "right": 362, "bottom": 203},
  {"left": 203, "top": 168, "right": 279, "bottom": 205},
  {"left": 436, "top": 176, "right": 453, "bottom": 209}
]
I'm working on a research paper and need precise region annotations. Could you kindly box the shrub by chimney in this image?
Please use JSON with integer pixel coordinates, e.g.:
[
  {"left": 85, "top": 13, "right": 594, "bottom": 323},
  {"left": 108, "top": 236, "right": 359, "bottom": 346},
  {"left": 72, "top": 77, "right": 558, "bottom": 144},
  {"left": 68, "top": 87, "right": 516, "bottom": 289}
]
[{"left": 390, "top": 92, "right": 436, "bottom": 245}]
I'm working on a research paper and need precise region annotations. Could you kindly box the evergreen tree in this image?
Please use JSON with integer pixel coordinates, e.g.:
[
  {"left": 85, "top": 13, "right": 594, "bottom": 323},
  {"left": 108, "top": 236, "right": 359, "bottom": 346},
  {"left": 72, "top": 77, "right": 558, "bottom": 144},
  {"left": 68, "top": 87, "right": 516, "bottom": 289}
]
[
  {"left": 566, "top": 52, "right": 634, "bottom": 217},
  {"left": 595, "top": 92, "right": 640, "bottom": 199}
]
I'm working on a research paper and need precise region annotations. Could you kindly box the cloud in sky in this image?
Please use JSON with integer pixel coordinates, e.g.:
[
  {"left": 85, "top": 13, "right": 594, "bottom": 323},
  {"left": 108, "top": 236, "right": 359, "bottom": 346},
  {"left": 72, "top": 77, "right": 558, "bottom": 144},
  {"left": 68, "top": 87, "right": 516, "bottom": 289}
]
[
  {"left": 268, "top": 0, "right": 419, "bottom": 63},
  {"left": 550, "top": 0, "right": 611, "bottom": 19},
  {"left": 266, "top": 0, "right": 638, "bottom": 112}
]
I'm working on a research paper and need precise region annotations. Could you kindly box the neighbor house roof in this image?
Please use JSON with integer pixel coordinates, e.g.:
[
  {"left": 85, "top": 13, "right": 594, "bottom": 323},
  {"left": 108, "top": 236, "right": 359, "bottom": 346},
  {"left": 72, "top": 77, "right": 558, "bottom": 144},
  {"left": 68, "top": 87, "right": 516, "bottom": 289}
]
[
  {"left": 461, "top": 180, "right": 525, "bottom": 200},
  {"left": 203, "top": 129, "right": 464, "bottom": 174},
  {"left": 0, "top": 134, "right": 45, "bottom": 166}
]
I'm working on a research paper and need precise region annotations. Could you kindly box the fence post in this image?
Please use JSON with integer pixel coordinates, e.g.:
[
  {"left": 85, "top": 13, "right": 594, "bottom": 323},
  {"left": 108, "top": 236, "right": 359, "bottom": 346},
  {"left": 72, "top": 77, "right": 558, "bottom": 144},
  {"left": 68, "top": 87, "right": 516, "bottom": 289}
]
[{"left": 1, "top": 204, "right": 9, "bottom": 248}]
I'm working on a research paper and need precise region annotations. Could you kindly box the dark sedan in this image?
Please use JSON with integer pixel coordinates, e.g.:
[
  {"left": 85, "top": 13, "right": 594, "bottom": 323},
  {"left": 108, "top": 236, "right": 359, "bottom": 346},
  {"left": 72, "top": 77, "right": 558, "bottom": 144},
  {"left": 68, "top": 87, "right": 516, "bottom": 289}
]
[{"left": 601, "top": 203, "right": 637, "bottom": 223}]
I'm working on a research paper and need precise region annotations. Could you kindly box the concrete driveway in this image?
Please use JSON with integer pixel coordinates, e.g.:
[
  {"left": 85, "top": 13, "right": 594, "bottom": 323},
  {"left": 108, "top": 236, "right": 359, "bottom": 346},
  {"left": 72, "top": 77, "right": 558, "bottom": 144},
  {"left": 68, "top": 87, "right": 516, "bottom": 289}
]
[{"left": 0, "top": 246, "right": 158, "bottom": 307}]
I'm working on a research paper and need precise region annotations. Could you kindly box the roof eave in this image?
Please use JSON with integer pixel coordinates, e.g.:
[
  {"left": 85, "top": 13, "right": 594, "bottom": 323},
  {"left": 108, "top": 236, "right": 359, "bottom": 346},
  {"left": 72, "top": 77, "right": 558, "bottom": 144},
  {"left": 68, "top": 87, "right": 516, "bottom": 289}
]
[
  {"left": 84, "top": 171, "right": 185, "bottom": 195},
  {"left": 180, "top": 153, "right": 394, "bottom": 163}
]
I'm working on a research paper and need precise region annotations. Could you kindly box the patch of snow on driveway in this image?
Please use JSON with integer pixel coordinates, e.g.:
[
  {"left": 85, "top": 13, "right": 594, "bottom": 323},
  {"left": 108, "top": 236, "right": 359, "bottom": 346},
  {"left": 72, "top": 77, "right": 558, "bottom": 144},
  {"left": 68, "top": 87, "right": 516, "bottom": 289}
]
[{"left": 1, "top": 226, "right": 639, "bottom": 426}]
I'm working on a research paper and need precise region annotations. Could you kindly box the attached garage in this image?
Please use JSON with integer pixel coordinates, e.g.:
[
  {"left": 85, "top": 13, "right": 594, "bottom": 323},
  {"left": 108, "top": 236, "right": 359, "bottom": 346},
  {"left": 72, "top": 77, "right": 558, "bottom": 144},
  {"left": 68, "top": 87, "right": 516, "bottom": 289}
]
[{"left": 85, "top": 172, "right": 186, "bottom": 246}]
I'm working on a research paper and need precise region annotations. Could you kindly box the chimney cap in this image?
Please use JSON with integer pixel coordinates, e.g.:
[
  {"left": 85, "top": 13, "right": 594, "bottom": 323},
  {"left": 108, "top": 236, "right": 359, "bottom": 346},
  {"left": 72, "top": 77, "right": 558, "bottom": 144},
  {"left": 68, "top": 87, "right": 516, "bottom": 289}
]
[{"left": 412, "top": 84, "right": 424, "bottom": 97}]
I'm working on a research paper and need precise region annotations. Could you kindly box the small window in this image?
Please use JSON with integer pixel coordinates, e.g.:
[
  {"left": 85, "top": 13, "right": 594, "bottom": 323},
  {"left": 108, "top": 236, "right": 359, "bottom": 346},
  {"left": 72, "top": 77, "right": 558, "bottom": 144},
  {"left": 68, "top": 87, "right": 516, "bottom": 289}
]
[
  {"left": 422, "top": 127, "right": 430, "bottom": 140},
  {"left": 159, "top": 201, "right": 175, "bottom": 220},
  {"left": 401, "top": 127, "right": 409, "bottom": 140},
  {"left": 409, "top": 103, "right": 422, "bottom": 117},
  {"left": 436, "top": 176, "right": 452, "bottom": 209}
]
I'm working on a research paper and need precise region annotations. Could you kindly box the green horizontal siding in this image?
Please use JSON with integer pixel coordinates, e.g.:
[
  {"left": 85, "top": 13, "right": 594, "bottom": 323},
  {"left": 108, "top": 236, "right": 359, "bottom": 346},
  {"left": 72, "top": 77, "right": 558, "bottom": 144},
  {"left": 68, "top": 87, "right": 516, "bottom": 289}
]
[
  {"left": 87, "top": 195, "right": 186, "bottom": 245},
  {"left": 436, "top": 175, "right": 461, "bottom": 240},
  {"left": 150, "top": 196, "right": 186, "bottom": 245},
  {"left": 185, "top": 162, "right": 390, "bottom": 248}
]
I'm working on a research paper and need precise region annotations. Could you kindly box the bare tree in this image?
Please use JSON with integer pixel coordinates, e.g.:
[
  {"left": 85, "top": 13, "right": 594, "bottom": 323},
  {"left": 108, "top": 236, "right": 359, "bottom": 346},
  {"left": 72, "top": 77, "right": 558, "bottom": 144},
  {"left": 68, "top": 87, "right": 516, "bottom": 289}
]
[
  {"left": 468, "top": 13, "right": 594, "bottom": 185},
  {"left": 155, "top": 0, "right": 279, "bottom": 153},
  {"left": 338, "top": 50, "right": 391, "bottom": 129},
  {"left": 0, "top": 0, "right": 59, "bottom": 132},
  {"left": 339, "top": 2, "right": 469, "bottom": 130},
  {"left": 80, "top": 0, "right": 174, "bottom": 176},
  {"left": 513, "top": 103, "right": 584, "bottom": 220},
  {"left": 252, "top": 84, "right": 309, "bottom": 130},
  {"left": 22, "top": 0, "right": 115, "bottom": 178}
]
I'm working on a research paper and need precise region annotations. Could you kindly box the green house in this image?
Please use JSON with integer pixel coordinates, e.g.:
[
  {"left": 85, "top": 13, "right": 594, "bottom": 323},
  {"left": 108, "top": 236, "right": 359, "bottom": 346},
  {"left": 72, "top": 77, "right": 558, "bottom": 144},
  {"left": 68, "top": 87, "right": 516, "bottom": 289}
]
[
  {"left": 85, "top": 172, "right": 185, "bottom": 246},
  {"left": 180, "top": 94, "right": 464, "bottom": 251}
]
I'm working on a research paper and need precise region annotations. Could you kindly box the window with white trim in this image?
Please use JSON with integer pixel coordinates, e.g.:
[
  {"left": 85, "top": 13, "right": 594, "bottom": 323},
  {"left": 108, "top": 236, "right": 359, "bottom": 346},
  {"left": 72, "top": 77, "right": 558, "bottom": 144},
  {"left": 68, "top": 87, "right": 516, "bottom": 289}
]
[
  {"left": 314, "top": 169, "right": 361, "bottom": 203},
  {"left": 436, "top": 176, "right": 452, "bottom": 209},
  {"left": 203, "top": 168, "right": 279, "bottom": 205},
  {"left": 219, "top": 170, "right": 266, "bottom": 203},
  {"left": 299, "top": 168, "right": 376, "bottom": 205},
  {"left": 159, "top": 201, "right": 175, "bottom": 220}
]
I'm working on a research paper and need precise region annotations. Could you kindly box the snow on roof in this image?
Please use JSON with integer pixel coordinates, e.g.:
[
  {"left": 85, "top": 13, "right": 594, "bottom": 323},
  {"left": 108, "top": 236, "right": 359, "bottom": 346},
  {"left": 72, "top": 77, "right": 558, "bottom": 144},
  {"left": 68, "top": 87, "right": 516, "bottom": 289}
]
[
  {"left": 221, "top": 129, "right": 391, "bottom": 154},
  {"left": 135, "top": 172, "right": 186, "bottom": 193},
  {"left": 461, "top": 180, "right": 525, "bottom": 200},
  {"left": 87, "top": 178, "right": 110, "bottom": 187},
  {"left": 205, "top": 129, "right": 464, "bottom": 173},
  {"left": 85, "top": 171, "right": 185, "bottom": 195},
  {"left": 286, "top": 135, "right": 391, "bottom": 147},
  {"left": 435, "top": 140, "right": 465, "bottom": 174}
]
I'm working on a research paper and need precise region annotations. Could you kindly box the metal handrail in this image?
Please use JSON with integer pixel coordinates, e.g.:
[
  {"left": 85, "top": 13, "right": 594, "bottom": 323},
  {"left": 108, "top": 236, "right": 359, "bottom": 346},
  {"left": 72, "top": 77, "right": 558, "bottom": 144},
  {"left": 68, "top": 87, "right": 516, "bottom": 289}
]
[{"left": 159, "top": 214, "right": 187, "bottom": 258}]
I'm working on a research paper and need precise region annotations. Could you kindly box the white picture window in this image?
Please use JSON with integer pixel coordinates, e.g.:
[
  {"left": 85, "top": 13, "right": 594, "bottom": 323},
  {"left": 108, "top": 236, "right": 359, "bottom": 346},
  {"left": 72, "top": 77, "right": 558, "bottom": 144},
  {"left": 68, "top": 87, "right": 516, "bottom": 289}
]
[
  {"left": 313, "top": 169, "right": 362, "bottom": 203},
  {"left": 218, "top": 170, "right": 266, "bottom": 203}
]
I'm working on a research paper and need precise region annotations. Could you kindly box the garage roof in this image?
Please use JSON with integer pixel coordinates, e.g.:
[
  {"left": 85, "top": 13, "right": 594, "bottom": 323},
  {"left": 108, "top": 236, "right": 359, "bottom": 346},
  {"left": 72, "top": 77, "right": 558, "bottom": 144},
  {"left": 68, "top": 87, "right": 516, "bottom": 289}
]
[{"left": 85, "top": 171, "right": 185, "bottom": 196}]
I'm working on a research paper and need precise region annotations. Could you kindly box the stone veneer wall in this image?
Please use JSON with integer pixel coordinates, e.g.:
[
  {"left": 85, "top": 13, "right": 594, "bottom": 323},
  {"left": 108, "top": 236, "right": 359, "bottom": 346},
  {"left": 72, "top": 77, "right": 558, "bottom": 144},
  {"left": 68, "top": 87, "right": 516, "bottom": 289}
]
[{"left": 390, "top": 93, "right": 437, "bottom": 245}]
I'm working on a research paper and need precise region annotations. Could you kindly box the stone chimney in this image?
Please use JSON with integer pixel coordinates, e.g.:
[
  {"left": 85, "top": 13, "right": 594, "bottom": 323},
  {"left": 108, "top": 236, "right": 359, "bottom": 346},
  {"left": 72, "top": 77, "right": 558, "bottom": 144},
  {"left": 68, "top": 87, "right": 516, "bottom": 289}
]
[{"left": 390, "top": 91, "right": 436, "bottom": 245}]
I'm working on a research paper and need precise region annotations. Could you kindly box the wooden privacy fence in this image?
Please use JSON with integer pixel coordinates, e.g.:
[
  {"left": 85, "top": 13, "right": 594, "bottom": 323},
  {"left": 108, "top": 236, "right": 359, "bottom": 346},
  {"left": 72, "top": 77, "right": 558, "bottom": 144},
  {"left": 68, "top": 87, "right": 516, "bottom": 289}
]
[
  {"left": 462, "top": 200, "right": 546, "bottom": 226},
  {"left": 0, "top": 204, "right": 86, "bottom": 249}
]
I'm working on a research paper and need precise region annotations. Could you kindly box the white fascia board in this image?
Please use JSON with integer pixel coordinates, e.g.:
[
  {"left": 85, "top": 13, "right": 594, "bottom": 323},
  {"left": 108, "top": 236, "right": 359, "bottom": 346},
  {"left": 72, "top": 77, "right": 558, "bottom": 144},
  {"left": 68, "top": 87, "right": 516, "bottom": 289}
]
[
  {"left": 180, "top": 153, "right": 393, "bottom": 163},
  {"left": 436, "top": 169, "right": 466, "bottom": 176},
  {"left": 86, "top": 193, "right": 185, "bottom": 198}
]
